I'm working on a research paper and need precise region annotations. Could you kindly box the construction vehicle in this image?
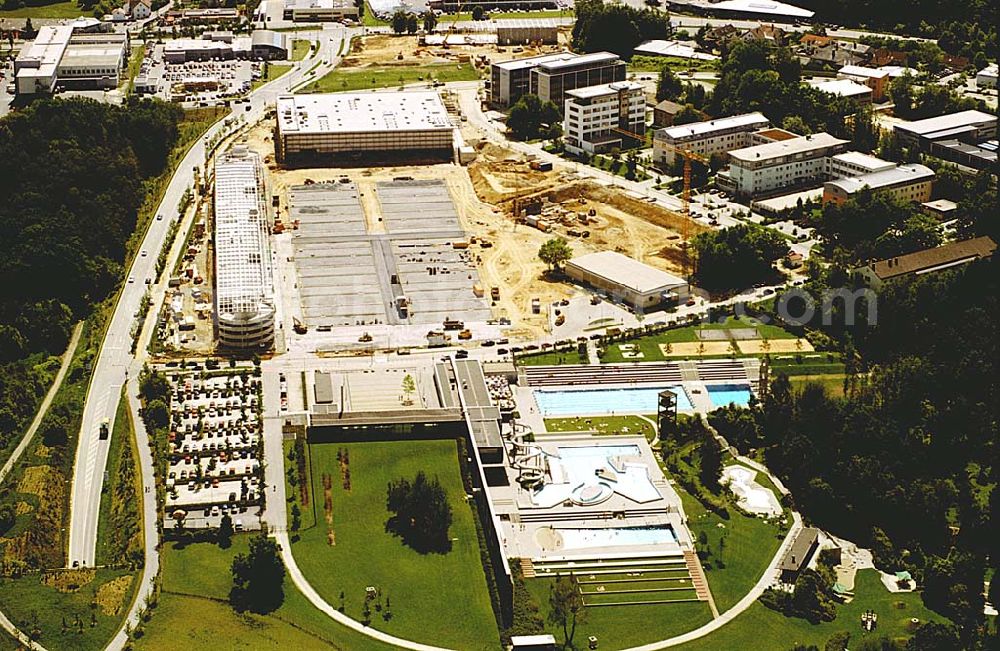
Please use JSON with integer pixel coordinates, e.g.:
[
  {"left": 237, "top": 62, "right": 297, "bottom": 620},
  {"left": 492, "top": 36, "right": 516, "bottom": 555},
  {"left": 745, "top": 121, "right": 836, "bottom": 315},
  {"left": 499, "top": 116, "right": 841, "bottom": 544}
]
[
  {"left": 358, "top": 332, "right": 373, "bottom": 343},
  {"left": 490, "top": 286, "right": 500, "bottom": 301},
  {"left": 99, "top": 418, "right": 110, "bottom": 440},
  {"left": 612, "top": 126, "right": 709, "bottom": 279},
  {"left": 555, "top": 314, "right": 566, "bottom": 327},
  {"left": 458, "top": 329, "right": 473, "bottom": 340},
  {"left": 443, "top": 318, "right": 464, "bottom": 331}
]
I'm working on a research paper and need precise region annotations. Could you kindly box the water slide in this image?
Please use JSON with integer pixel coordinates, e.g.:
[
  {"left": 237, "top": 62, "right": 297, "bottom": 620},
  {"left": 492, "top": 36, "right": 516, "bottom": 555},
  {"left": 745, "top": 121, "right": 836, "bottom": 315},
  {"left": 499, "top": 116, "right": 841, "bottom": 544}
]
[{"left": 506, "top": 422, "right": 545, "bottom": 489}]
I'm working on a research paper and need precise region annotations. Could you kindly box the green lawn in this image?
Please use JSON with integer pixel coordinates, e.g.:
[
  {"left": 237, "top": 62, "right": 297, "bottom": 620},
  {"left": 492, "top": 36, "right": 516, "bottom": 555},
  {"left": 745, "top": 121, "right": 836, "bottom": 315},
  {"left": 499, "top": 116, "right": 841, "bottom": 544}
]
[
  {"left": 125, "top": 47, "right": 145, "bottom": 95},
  {"left": 362, "top": 2, "right": 388, "bottom": 26},
  {"left": 544, "top": 415, "right": 657, "bottom": 442},
  {"left": 302, "top": 63, "right": 479, "bottom": 93},
  {"left": 253, "top": 63, "right": 293, "bottom": 90},
  {"left": 676, "top": 571, "right": 948, "bottom": 650},
  {"left": 524, "top": 576, "right": 714, "bottom": 648},
  {"left": 290, "top": 440, "right": 499, "bottom": 650},
  {"left": 0, "top": 0, "right": 83, "bottom": 18},
  {"left": 291, "top": 39, "right": 312, "bottom": 61},
  {"left": 769, "top": 354, "right": 845, "bottom": 377},
  {"left": 629, "top": 55, "right": 718, "bottom": 73},
  {"left": 788, "top": 374, "right": 847, "bottom": 398},
  {"left": 599, "top": 316, "right": 798, "bottom": 364},
  {"left": 515, "top": 349, "right": 588, "bottom": 366},
  {"left": 0, "top": 567, "right": 140, "bottom": 651},
  {"left": 137, "top": 535, "right": 398, "bottom": 651},
  {"left": 95, "top": 390, "right": 142, "bottom": 566}
]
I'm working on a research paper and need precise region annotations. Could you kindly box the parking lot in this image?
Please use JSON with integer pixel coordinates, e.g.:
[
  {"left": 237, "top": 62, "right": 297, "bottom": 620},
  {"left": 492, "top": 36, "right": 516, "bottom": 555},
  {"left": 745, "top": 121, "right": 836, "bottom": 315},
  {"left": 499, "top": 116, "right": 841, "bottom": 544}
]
[
  {"left": 163, "top": 369, "right": 264, "bottom": 530},
  {"left": 135, "top": 42, "right": 260, "bottom": 104}
]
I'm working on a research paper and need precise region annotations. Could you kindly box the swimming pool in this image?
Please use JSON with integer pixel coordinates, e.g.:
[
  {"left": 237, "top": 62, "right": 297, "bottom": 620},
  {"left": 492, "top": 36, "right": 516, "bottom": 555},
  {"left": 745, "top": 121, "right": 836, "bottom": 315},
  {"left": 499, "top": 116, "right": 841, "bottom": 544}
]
[
  {"left": 557, "top": 526, "right": 676, "bottom": 550},
  {"left": 707, "top": 383, "right": 753, "bottom": 407},
  {"left": 534, "top": 386, "right": 692, "bottom": 416}
]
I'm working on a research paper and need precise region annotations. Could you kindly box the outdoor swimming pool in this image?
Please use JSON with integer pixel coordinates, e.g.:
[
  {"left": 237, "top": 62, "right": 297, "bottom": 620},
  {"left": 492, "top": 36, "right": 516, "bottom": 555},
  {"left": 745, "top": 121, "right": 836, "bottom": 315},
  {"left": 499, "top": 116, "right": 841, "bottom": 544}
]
[
  {"left": 534, "top": 386, "right": 692, "bottom": 416},
  {"left": 557, "top": 526, "right": 676, "bottom": 550},
  {"left": 707, "top": 383, "right": 753, "bottom": 407}
]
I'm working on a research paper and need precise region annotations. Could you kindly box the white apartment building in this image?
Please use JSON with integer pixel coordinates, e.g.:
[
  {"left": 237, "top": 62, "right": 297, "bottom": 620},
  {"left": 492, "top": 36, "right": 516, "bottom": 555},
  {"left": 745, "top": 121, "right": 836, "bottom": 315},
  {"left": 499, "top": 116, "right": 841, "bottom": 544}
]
[
  {"left": 718, "top": 132, "right": 849, "bottom": 199},
  {"left": 563, "top": 81, "right": 645, "bottom": 155},
  {"left": 827, "top": 151, "right": 896, "bottom": 179},
  {"left": 823, "top": 163, "right": 935, "bottom": 206},
  {"left": 653, "top": 112, "right": 770, "bottom": 168},
  {"left": 214, "top": 147, "right": 276, "bottom": 350}
]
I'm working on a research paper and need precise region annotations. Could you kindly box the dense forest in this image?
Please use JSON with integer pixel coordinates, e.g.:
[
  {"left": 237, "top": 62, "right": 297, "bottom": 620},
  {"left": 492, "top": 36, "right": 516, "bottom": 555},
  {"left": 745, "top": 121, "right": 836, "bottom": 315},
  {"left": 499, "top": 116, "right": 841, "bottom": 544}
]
[
  {"left": 572, "top": 0, "right": 672, "bottom": 58},
  {"left": 0, "top": 97, "right": 182, "bottom": 463}
]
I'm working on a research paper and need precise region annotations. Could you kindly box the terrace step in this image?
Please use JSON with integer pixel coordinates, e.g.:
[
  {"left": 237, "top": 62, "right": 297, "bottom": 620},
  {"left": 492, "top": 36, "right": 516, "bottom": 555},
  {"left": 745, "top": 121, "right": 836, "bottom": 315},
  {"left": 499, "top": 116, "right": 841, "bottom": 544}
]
[
  {"left": 684, "top": 549, "right": 712, "bottom": 604},
  {"left": 520, "top": 557, "right": 536, "bottom": 578}
]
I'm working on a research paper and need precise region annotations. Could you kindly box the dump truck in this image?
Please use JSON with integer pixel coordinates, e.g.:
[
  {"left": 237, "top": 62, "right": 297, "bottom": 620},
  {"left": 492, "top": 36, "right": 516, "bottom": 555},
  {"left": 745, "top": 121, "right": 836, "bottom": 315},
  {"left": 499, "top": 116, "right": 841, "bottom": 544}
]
[
  {"left": 490, "top": 287, "right": 500, "bottom": 301},
  {"left": 458, "top": 329, "right": 473, "bottom": 340},
  {"left": 443, "top": 319, "right": 464, "bottom": 331}
]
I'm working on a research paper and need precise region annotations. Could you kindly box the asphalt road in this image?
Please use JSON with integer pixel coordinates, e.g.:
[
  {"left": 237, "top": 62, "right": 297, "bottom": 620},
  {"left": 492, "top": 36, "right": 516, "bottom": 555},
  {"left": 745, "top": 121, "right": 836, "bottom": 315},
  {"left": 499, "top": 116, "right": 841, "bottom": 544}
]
[{"left": 66, "top": 25, "right": 356, "bottom": 569}]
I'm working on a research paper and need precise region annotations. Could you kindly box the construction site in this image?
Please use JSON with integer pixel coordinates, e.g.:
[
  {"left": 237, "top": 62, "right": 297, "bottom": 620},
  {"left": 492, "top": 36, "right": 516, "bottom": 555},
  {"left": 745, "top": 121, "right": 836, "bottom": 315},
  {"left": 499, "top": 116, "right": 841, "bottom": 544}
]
[{"left": 341, "top": 33, "right": 570, "bottom": 70}]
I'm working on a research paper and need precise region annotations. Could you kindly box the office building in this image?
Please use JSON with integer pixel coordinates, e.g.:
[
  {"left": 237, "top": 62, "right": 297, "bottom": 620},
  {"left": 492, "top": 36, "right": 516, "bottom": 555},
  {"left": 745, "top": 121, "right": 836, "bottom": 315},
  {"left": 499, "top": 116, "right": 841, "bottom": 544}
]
[
  {"left": 214, "top": 147, "right": 275, "bottom": 350},
  {"left": 489, "top": 52, "right": 574, "bottom": 108},
  {"left": 893, "top": 110, "right": 998, "bottom": 171},
  {"left": 282, "top": 0, "right": 359, "bottom": 22},
  {"left": 274, "top": 91, "right": 455, "bottom": 163},
  {"left": 14, "top": 26, "right": 128, "bottom": 95},
  {"left": 718, "top": 132, "right": 849, "bottom": 199},
  {"left": 530, "top": 51, "right": 626, "bottom": 107},
  {"left": 563, "top": 81, "right": 645, "bottom": 155},
  {"left": 822, "top": 163, "right": 935, "bottom": 205},
  {"left": 565, "top": 251, "right": 689, "bottom": 309},
  {"left": 653, "top": 112, "right": 770, "bottom": 168},
  {"left": 827, "top": 151, "right": 896, "bottom": 178}
]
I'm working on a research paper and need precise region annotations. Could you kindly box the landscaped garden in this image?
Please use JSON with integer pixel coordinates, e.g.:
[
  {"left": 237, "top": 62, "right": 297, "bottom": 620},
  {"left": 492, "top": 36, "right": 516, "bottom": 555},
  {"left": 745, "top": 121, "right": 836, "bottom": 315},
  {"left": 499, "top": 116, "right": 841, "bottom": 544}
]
[
  {"left": 544, "top": 415, "right": 657, "bottom": 442},
  {"left": 288, "top": 439, "right": 499, "bottom": 650},
  {"left": 136, "top": 534, "right": 398, "bottom": 651}
]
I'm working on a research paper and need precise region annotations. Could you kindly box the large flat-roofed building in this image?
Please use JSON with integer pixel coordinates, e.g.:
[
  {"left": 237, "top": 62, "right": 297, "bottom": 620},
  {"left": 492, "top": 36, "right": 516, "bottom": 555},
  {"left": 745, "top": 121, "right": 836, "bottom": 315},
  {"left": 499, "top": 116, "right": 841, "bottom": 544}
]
[
  {"left": 14, "top": 25, "right": 128, "bottom": 95},
  {"left": 493, "top": 18, "right": 559, "bottom": 45},
  {"left": 854, "top": 237, "right": 996, "bottom": 289},
  {"left": 251, "top": 30, "right": 288, "bottom": 60},
  {"left": 893, "top": 110, "right": 998, "bottom": 171},
  {"left": 274, "top": 91, "right": 455, "bottom": 163},
  {"left": 565, "top": 251, "right": 688, "bottom": 309},
  {"left": 282, "top": 0, "right": 359, "bottom": 22},
  {"left": 719, "top": 132, "right": 849, "bottom": 199},
  {"left": 563, "top": 81, "right": 645, "bottom": 155},
  {"left": 653, "top": 112, "right": 770, "bottom": 168},
  {"left": 810, "top": 78, "right": 873, "bottom": 104},
  {"left": 823, "top": 163, "right": 935, "bottom": 206},
  {"left": 837, "top": 64, "right": 890, "bottom": 101},
  {"left": 489, "top": 52, "right": 574, "bottom": 108},
  {"left": 680, "top": 0, "right": 814, "bottom": 21},
  {"left": 827, "top": 151, "right": 896, "bottom": 178},
  {"left": 163, "top": 38, "right": 236, "bottom": 63},
  {"left": 530, "top": 51, "right": 626, "bottom": 108},
  {"left": 213, "top": 147, "right": 275, "bottom": 350},
  {"left": 977, "top": 63, "right": 997, "bottom": 89}
]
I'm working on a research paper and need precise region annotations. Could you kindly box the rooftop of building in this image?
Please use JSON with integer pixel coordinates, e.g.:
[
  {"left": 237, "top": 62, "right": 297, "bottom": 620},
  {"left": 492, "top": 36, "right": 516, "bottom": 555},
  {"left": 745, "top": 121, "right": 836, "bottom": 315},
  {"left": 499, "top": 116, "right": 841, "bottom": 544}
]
[
  {"left": 656, "top": 111, "right": 769, "bottom": 141},
  {"left": 566, "top": 80, "right": 644, "bottom": 99},
  {"left": 567, "top": 251, "right": 686, "bottom": 294},
  {"left": 810, "top": 78, "right": 873, "bottom": 97},
  {"left": 825, "top": 163, "right": 934, "bottom": 194},
  {"left": 779, "top": 527, "right": 819, "bottom": 572},
  {"left": 894, "top": 110, "right": 997, "bottom": 137},
  {"left": 492, "top": 51, "right": 575, "bottom": 71},
  {"left": 276, "top": 91, "right": 452, "bottom": 134},
  {"left": 921, "top": 198, "right": 958, "bottom": 213},
  {"left": 164, "top": 38, "right": 232, "bottom": 51},
  {"left": 830, "top": 150, "right": 895, "bottom": 170},
  {"left": 634, "top": 39, "right": 718, "bottom": 61},
  {"left": 284, "top": 0, "right": 354, "bottom": 9},
  {"left": 693, "top": 0, "right": 814, "bottom": 19},
  {"left": 870, "top": 236, "right": 996, "bottom": 280},
  {"left": 251, "top": 29, "right": 286, "bottom": 49},
  {"left": 838, "top": 64, "right": 889, "bottom": 79},
  {"left": 729, "top": 132, "right": 848, "bottom": 162},
  {"left": 60, "top": 43, "right": 125, "bottom": 68},
  {"left": 536, "top": 50, "right": 620, "bottom": 72}
]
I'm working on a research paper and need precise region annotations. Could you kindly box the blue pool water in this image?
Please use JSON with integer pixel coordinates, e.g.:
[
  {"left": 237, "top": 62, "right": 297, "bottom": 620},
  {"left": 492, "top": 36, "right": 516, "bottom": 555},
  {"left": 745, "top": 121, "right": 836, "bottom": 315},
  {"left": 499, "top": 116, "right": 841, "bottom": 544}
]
[
  {"left": 534, "top": 386, "right": 692, "bottom": 416},
  {"left": 707, "top": 383, "right": 753, "bottom": 407},
  {"left": 558, "top": 526, "right": 676, "bottom": 550}
]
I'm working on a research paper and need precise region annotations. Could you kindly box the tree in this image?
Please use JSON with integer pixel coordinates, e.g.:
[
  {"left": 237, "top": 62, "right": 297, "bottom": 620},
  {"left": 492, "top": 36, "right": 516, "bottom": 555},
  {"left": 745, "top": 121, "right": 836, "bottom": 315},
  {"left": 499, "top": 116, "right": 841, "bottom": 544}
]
[
  {"left": 471, "top": 5, "right": 485, "bottom": 20},
  {"left": 548, "top": 573, "right": 585, "bottom": 646},
  {"left": 0, "top": 503, "right": 15, "bottom": 535},
  {"left": 290, "top": 503, "right": 301, "bottom": 532},
  {"left": 506, "top": 94, "right": 561, "bottom": 141},
  {"left": 405, "top": 13, "right": 418, "bottom": 33},
  {"left": 656, "top": 65, "right": 682, "bottom": 101},
  {"left": 390, "top": 9, "right": 408, "bottom": 34},
  {"left": 401, "top": 374, "right": 416, "bottom": 405},
  {"left": 421, "top": 10, "right": 437, "bottom": 32},
  {"left": 699, "top": 431, "right": 723, "bottom": 490},
  {"left": 906, "top": 622, "right": 960, "bottom": 651},
  {"left": 691, "top": 224, "right": 789, "bottom": 292},
  {"left": 672, "top": 104, "right": 702, "bottom": 125},
  {"left": 538, "top": 237, "right": 572, "bottom": 272},
  {"left": 217, "top": 514, "right": 233, "bottom": 549},
  {"left": 230, "top": 534, "right": 286, "bottom": 613},
  {"left": 385, "top": 472, "right": 453, "bottom": 553},
  {"left": 572, "top": 0, "right": 672, "bottom": 57}
]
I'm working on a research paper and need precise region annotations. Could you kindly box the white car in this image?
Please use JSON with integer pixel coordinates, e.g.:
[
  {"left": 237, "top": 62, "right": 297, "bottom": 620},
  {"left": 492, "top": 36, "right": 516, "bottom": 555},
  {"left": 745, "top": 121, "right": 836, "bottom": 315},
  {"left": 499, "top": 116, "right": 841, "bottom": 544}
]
[
  {"left": 127, "top": 275, "right": 134, "bottom": 283},
  {"left": 141, "top": 249, "right": 147, "bottom": 257}
]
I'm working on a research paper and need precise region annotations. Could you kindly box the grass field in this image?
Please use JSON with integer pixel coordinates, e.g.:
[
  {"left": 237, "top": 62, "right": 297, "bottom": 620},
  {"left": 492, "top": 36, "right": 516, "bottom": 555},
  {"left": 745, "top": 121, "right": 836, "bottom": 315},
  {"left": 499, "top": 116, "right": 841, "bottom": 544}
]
[
  {"left": 137, "top": 535, "right": 398, "bottom": 651},
  {"left": 629, "top": 55, "right": 718, "bottom": 73},
  {"left": 0, "top": 0, "right": 82, "bottom": 18},
  {"left": 515, "top": 349, "right": 588, "bottom": 366},
  {"left": 302, "top": 63, "right": 479, "bottom": 93},
  {"left": 290, "top": 440, "right": 498, "bottom": 650},
  {"left": 544, "top": 415, "right": 657, "bottom": 442},
  {"left": 291, "top": 39, "right": 312, "bottom": 61},
  {"left": 94, "top": 391, "right": 142, "bottom": 566},
  {"left": 788, "top": 374, "right": 847, "bottom": 398},
  {"left": 0, "top": 567, "right": 139, "bottom": 651},
  {"left": 769, "top": 355, "right": 845, "bottom": 378},
  {"left": 676, "top": 571, "right": 948, "bottom": 650},
  {"left": 525, "top": 576, "right": 714, "bottom": 648}
]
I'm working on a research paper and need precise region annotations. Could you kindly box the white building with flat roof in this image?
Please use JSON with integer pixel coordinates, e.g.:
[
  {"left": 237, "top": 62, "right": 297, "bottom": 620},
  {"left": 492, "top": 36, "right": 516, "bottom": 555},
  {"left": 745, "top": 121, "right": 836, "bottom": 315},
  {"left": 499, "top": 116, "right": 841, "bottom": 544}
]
[
  {"left": 828, "top": 151, "right": 896, "bottom": 178},
  {"left": 14, "top": 25, "right": 127, "bottom": 95},
  {"left": 282, "top": 0, "right": 358, "bottom": 22},
  {"left": 653, "top": 112, "right": 770, "bottom": 167},
  {"left": 686, "top": 0, "right": 814, "bottom": 20},
  {"left": 530, "top": 51, "right": 627, "bottom": 108},
  {"left": 214, "top": 147, "right": 275, "bottom": 350},
  {"left": 565, "top": 251, "right": 688, "bottom": 309},
  {"left": 977, "top": 63, "right": 997, "bottom": 90},
  {"left": 823, "top": 163, "right": 935, "bottom": 205},
  {"left": 719, "top": 132, "right": 849, "bottom": 199},
  {"left": 274, "top": 91, "right": 455, "bottom": 162},
  {"left": 563, "top": 81, "right": 645, "bottom": 155},
  {"left": 811, "top": 78, "right": 873, "bottom": 104}
]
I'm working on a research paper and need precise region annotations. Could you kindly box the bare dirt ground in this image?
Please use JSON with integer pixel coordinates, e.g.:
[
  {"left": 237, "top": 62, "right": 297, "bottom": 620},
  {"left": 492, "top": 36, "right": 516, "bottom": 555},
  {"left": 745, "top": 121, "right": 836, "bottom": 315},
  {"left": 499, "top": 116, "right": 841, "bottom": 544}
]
[{"left": 343, "top": 33, "right": 568, "bottom": 71}]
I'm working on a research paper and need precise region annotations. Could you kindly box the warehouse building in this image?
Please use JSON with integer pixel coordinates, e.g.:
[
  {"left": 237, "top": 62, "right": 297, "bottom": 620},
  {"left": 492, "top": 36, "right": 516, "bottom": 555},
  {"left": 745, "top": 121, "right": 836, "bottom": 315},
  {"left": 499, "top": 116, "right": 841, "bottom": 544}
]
[
  {"left": 489, "top": 52, "right": 574, "bottom": 108},
  {"left": 653, "top": 112, "right": 770, "bottom": 167},
  {"left": 718, "top": 132, "right": 849, "bottom": 199},
  {"left": 563, "top": 81, "right": 645, "bottom": 155},
  {"left": 214, "top": 147, "right": 276, "bottom": 350},
  {"left": 274, "top": 92, "right": 455, "bottom": 163},
  {"left": 677, "top": 0, "right": 814, "bottom": 22},
  {"left": 565, "top": 251, "right": 689, "bottom": 310},
  {"left": 822, "top": 163, "right": 935, "bottom": 206},
  {"left": 163, "top": 38, "right": 237, "bottom": 63},
  {"left": 282, "top": 0, "right": 359, "bottom": 22},
  {"left": 251, "top": 30, "right": 288, "bottom": 60},
  {"left": 14, "top": 25, "right": 128, "bottom": 95},
  {"left": 531, "top": 51, "right": 627, "bottom": 107},
  {"left": 893, "top": 110, "right": 998, "bottom": 171},
  {"left": 493, "top": 18, "right": 559, "bottom": 45}
]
